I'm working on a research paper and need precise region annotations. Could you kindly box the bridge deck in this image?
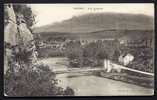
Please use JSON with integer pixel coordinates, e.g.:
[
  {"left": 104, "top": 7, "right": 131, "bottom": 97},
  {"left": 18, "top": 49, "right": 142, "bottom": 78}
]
[{"left": 54, "top": 62, "right": 154, "bottom": 77}]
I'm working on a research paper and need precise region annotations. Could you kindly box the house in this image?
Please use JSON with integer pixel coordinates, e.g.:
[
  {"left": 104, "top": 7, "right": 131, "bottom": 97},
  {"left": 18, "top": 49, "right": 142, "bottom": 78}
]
[{"left": 118, "top": 53, "right": 134, "bottom": 66}]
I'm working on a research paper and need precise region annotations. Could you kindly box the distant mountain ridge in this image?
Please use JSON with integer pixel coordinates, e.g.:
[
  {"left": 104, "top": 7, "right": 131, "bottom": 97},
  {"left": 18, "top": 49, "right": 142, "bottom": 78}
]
[{"left": 33, "top": 13, "right": 154, "bottom": 34}]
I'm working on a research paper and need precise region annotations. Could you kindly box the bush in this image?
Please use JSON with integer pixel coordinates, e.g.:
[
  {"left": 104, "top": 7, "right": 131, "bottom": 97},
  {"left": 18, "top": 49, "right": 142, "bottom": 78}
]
[
  {"left": 64, "top": 41, "right": 83, "bottom": 67},
  {"left": 65, "top": 41, "right": 82, "bottom": 59},
  {"left": 4, "top": 63, "right": 74, "bottom": 96},
  {"left": 125, "top": 47, "right": 153, "bottom": 73}
]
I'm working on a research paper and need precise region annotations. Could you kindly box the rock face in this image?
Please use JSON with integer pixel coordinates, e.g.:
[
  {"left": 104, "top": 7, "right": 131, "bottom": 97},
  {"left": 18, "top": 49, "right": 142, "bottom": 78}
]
[
  {"left": 4, "top": 4, "right": 37, "bottom": 74},
  {"left": 4, "top": 4, "right": 18, "bottom": 46},
  {"left": 16, "top": 13, "right": 34, "bottom": 44},
  {"left": 4, "top": 4, "right": 17, "bottom": 74}
]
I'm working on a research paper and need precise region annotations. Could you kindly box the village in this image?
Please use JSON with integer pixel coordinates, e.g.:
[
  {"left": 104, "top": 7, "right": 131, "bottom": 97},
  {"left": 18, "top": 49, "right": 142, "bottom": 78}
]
[{"left": 35, "top": 30, "right": 153, "bottom": 72}]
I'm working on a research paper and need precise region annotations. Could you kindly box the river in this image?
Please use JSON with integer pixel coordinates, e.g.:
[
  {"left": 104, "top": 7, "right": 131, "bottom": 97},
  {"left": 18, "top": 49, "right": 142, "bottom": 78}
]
[{"left": 39, "top": 57, "right": 154, "bottom": 96}]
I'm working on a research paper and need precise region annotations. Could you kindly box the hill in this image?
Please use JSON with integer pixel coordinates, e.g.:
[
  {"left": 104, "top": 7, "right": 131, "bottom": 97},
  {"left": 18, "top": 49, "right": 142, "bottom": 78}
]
[{"left": 33, "top": 13, "right": 154, "bottom": 34}]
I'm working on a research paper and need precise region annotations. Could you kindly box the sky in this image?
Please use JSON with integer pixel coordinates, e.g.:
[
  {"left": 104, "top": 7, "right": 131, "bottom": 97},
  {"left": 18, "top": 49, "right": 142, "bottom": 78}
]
[{"left": 30, "top": 3, "right": 154, "bottom": 27}]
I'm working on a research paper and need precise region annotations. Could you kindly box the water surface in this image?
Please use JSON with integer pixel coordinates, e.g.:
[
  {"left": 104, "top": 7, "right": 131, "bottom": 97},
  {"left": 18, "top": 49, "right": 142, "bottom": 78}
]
[{"left": 40, "top": 57, "right": 154, "bottom": 96}]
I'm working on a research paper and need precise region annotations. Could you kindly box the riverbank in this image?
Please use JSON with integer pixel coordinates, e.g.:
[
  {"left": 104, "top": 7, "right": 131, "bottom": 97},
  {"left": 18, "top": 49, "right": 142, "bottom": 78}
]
[{"left": 39, "top": 57, "right": 154, "bottom": 96}]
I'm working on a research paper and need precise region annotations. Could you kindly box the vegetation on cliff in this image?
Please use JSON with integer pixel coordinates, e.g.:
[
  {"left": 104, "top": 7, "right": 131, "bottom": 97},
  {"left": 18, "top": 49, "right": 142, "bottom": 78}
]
[{"left": 4, "top": 4, "right": 74, "bottom": 96}]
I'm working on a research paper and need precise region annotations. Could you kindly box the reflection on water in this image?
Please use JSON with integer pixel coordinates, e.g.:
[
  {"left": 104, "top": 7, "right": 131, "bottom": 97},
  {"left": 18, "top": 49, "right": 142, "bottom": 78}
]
[{"left": 40, "top": 57, "right": 154, "bottom": 96}]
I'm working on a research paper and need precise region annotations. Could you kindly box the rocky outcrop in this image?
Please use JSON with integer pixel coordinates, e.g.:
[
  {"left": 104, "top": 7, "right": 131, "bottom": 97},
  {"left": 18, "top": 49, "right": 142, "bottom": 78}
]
[
  {"left": 4, "top": 4, "right": 18, "bottom": 46},
  {"left": 4, "top": 4, "right": 17, "bottom": 74},
  {"left": 4, "top": 4, "right": 75, "bottom": 97},
  {"left": 16, "top": 13, "right": 34, "bottom": 44},
  {"left": 4, "top": 4, "right": 37, "bottom": 74}
]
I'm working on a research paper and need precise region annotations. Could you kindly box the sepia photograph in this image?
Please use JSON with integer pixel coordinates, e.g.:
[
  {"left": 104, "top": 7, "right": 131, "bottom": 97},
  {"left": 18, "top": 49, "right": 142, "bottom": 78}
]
[{"left": 4, "top": 3, "right": 154, "bottom": 96}]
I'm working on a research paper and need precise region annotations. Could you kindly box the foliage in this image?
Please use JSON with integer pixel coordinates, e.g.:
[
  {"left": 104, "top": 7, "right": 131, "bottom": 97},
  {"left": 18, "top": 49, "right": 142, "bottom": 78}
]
[
  {"left": 64, "top": 41, "right": 83, "bottom": 67},
  {"left": 35, "top": 39, "right": 119, "bottom": 67},
  {"left": 65, "top": 40, "right": 119, "bottom": 68},
  {"left": 64, "top": 41, "right": 82, "bottom": 59},
  {"left": 35, "top": 37, "right": 153, "bottom": 73},
  {"left": 4, "top": 4, "right": 75, "bottom": 96},
  {"left": 126, "top": 47, "right": 153, "bottom": 73},
  {"left": 13, "top": 4, "right": 35, "bottom": 28},
  {"left": 4, "top": 63, "right": 74, "bottom": 96}
]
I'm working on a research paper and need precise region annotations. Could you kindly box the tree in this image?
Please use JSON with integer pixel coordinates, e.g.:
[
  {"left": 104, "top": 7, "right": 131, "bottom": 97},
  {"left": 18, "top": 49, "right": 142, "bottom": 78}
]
[
  {"left": 13, "top": 4, "right": 36, "bottom": 31},
  {"left": 4, "top": 63, "right": 74, "bottom": 96}
]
